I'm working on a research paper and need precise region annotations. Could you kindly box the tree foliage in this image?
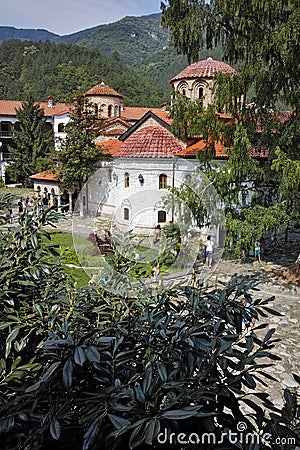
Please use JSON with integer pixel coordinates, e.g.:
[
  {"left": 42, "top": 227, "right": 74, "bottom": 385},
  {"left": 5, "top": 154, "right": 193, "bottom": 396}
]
[
  {"left": 6, "top": 96, "right": 54, "bottom": 186},
  {"left": 0, "top": 196, "right": 299, "bottom": 449},
  {"left": 0, "top": 39, "right": 166, "bottom": 107},
  {"left": 56, "top": 96, "right": 105, "bottom": 190},
  {"left": 162, "top": 0, "right": 300, "bottom": 255},
  {"left": 162, "top": 0, "right": 300, "bottom": 111}
]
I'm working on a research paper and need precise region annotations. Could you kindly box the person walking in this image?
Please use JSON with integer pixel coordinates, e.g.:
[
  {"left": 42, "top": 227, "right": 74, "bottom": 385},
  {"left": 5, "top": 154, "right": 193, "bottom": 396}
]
[
  {"left": 153, "top": 224, "right": 161, "bottom": 245},
  {"left": 204, "top": 235, "right": 214, "bottom": 268},
  {"left": 254, "top": 240, "right": 261, "bottom": 263}
]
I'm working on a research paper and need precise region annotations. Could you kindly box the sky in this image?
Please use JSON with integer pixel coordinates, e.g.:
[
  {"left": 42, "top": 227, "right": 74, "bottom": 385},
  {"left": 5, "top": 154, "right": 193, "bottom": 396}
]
[{"left": 2, "top": 0, "right": 163, "bottom": 36}]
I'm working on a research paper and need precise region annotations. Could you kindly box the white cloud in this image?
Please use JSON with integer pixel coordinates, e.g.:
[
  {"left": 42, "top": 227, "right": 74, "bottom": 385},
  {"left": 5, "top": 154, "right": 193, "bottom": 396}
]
[{"left": 2, "top": 0, "right": 162, "bottom": 35}]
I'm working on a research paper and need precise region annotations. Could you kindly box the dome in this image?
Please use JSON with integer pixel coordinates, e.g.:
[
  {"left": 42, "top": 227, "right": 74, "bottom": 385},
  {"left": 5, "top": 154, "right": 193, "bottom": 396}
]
[
  {"left": 170, "top": 57, "right": 237, "bottom": 83},
  {"left": 85, "top": 82, "right": 123, "bottom": 98},
  {"left": 114, "top": 126, "right": 185, "bottom": 158}
]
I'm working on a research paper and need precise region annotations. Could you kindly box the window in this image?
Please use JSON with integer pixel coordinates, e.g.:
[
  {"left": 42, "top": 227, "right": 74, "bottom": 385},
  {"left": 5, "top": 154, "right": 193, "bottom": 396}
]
[
  {"left": 199, "top": 87, "right": 204, "bottom": 99},
  {"left": 108, "top": 168, "right": 112, "bottom": 182},
  {"left": 159, "top": 174, "right": 167, "bottom": 189},
  {"left": 58, "top": 123, "right": 65, "bottom": 132},
  {"left": 124, "top": 208, "right": 129, "bottom": 220},
  {"left": 182, "top": 89, "right": 186, "bottom": 96},
  {"left": 108, "top": 105, "right": 112, "bottom": 117},
  {"left": 0, "top": 122, "right": 12, "bottom": 137},
  {"left": 125, "top": 172, "right": 129, "bottom": 188},
  {"left": 158, "top": 210, "right": 166, "bottom": 223}
]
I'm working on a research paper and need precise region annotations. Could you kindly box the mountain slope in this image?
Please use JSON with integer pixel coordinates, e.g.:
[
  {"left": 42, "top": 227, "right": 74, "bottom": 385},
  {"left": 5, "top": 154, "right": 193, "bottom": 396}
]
[
  {"left": 0, "top": 14, "right": 224, "bottom": 104},
  {"left": 0, "top": 26, "right": 59, "bottom": 44},
  {"left": 0, "top": 40, "right": 166, "bottom": 107}
]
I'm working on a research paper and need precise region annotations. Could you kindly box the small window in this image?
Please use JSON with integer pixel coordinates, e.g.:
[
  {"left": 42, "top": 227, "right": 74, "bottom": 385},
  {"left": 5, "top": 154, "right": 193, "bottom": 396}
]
[
  {"left": 159, "top": 174, "right": 167, "bottom": 189},
  {"left": 158, "top": 210, "right": 166, "bottom": 223},
  {"left": 182, "top": 89, "right": 186, "bottom": 96},
  {"left": 124, "top": 208, "right": 129, "bottom": 220},
  {"left": 58, "top": 123, "right": 65, "bottom": 132},
  {"left": 199, "top": 87, "right": 204, "bottom": 99},
  {"left": 108, "top": 105, "right": 113, "bottom": 117},
  {"left": 125, "top": 172, "right": 129, "bottom": 188}
]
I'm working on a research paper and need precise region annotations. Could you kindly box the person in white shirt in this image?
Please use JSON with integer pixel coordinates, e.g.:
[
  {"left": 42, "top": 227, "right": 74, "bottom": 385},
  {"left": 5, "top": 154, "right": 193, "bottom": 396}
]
[{"left": 204, "top": 235, "right": 214, "bottom": 268}]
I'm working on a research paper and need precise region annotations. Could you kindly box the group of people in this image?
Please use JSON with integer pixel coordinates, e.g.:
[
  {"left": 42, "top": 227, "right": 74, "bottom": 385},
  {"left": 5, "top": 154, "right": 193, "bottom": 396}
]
[{"left": 17, "top": 196, "right": 34, "bottom": 216}]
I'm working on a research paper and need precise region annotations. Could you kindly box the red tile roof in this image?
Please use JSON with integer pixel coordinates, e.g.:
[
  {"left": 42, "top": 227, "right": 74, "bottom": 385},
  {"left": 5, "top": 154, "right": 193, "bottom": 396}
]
[
  {"left": 114, "top": 126, "right": 185, "bottom": 158},
  {"left": 0, "top": 100, "right": 70, "bottom": 117},
  {"left": 121, "top": 107, "right": 172, "bottom": 124},
  {"left": 29, "top": 170, "right": 59, "bottom": 181},
  {"left": 170, "top": 57, "right": 237, "bottom": 83},
  {"left": 178, "top": 140, "right": 226, "bottom": 157},
  {"left": 85, "top": 82, "right": 123, "bottom": 98},
  {"left": 106, "top": 128, "right": 127, "bottom": 135},
  {"left": 178, "top": 139, "right": 269, "bottom": 159},
  {"left": 96, "top": 139, "right": 123, "bottom": 155}
]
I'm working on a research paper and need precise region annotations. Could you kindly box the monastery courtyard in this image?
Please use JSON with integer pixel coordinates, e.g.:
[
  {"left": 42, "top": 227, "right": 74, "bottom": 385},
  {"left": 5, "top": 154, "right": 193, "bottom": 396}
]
[{"left": 54, "top": 213, "right": 300, "bottom": 410}]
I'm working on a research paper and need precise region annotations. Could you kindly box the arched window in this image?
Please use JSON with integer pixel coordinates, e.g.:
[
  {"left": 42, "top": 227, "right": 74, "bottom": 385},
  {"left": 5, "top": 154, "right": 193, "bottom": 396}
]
[
  {"left": 124, "top": 172, "right": 129, "bottom": 188},
  {"left": 100, "top": 104, "right": 106, "bottom": 116},
  {"left": 58, "top": 123, "right": 65, "bottom": 132},
  {"left": 124, "top": 208, "right": 129, "bottom": 220},
  {"left": 114, "top": 105, "right": 119, "bottom": 116},
  {"left": 199, "top": 87, "right": 204, "bottom": 99},
  {"left": 159, "top": 174, "right": 167, "bottom": 189},
  {"left": 182, "top": 89, "right": 186, "bottom": 96},
  {"left": 108, "top": 105, "right": 113, "bottom": 117},
  {"left": 158, "top": 210, "right": 166, "bottom": 223}
]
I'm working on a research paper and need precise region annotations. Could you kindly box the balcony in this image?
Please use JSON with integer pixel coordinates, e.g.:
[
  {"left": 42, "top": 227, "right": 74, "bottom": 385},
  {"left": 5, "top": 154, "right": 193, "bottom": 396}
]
[{"left": 0, "top": 131, "right": 12, "bottom": 138}]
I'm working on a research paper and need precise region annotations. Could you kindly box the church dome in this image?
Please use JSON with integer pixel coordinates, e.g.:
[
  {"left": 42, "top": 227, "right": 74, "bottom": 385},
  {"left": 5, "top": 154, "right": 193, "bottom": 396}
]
[
  {"left": 114, "top": 126, "right": 185, "bottom": 158},
  {"left": 170, "top": 57, "right": 237, "bottom": 83},
  {"left": 85, "top": 82, "right": 123, "bottom": 98}
]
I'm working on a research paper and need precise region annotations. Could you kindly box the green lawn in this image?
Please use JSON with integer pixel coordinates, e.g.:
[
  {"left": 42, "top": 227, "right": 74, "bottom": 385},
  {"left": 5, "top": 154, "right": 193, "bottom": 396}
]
[
  {"left": 0, "top": 187, "right": 35, "bottom": 197},
  {"left": 44, "top": 230, "right": 91, "bottom": 287}
]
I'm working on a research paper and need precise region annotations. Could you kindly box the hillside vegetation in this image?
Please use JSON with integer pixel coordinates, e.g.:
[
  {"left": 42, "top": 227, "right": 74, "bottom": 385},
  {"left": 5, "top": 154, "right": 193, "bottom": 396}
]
[
  {"left": 0, "top": 14, "right": 224, "bottom": 105},
  {"left": 0, "top": 40, "right": 167, "bottom": 107}
]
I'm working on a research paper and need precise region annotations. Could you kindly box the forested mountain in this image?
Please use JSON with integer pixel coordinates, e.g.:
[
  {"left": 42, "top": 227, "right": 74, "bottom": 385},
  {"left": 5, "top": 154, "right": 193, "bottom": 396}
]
[
  {"left": 0, "top": 14, "right": 223, "bottom": 105},
  {"left": 71, "top": 14, "right": 223, "bottom": 92},
  {"left": 0, "top": 40, "right": 167, "bottom": 107},
  {"left": 0, "top": 26, "right": 59, "bottom": 44}
]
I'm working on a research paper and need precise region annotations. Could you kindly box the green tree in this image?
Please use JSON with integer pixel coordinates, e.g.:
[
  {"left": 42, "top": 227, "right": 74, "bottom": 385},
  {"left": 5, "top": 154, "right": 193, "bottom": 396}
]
[
  {"left": 161, "top": 0, "right": 300, "bottom": 111},
  {"left": 7, "top": 96, "right": 54, "bottom": 186},
  {"left": 56, "top": 95, "right": 105, "bottom": 190},
  {"left": 162, "top": 0, "right": 300, "bottom": 253}
]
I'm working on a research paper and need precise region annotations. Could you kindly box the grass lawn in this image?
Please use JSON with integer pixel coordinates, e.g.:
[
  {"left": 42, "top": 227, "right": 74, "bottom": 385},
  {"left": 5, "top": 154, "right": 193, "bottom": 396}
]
[
  {"left": 44, "top": 230, "right": 90, "bottom": 287},
  {"left": 0, "top": 187, "right": 35, "bottom": 197}
]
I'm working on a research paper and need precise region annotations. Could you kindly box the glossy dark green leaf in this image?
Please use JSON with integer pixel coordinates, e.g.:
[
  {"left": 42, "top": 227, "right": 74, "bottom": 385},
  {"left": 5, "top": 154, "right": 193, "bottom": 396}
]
[
  {"left": 134, "top": 382, "right": 145, "bottom": 403},
  {"left": 161, "top": 406, "right": 201, "bottom": 419},
  {"left": 62, "top": 358, "right": 73, "bottom": 390},
  {"left": 83, "top": 418, "right": 101, "bottom": 450},
  {"left": 108, "top": 414, "right": 131, "bottom": 430},
  {"left": 74, "top": 346, "right": 86, "bottom": 366},
  {"left": 144, "top": 418, "right": 160, "bottom": 445},
  {"left": 157, "top": 362, "right": 167, "bottom": 381},
  {"left": 85, "top": 345, "right": 101, "bottom": 362},
  {"left": 142, "top": 366, "right": 152, "bottom": 394},
  {"left": 50, "top": 418, "right": 61, "bottom": 440},
  {"left": 128, "top": 419, "right": 147, "bottom": 449}
]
